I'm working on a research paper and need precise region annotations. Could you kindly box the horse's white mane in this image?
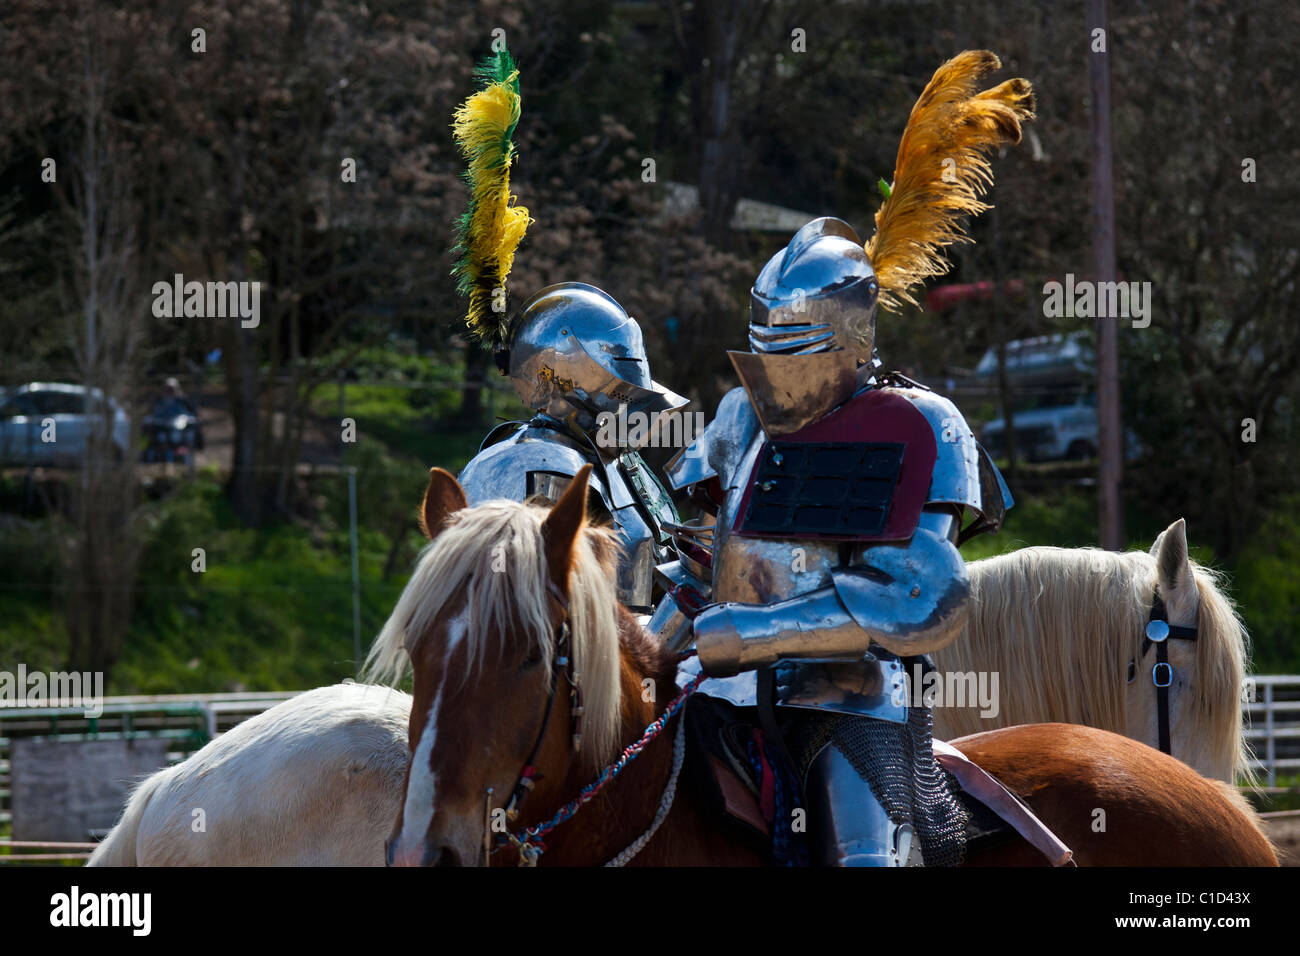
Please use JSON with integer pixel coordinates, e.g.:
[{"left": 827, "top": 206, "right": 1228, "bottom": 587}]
[
  {"left": 363, "top": 499, "right": 624, "bottom": 768},
  {"left": 935, "top": 545, "right": 1251, "bottom": 782}
]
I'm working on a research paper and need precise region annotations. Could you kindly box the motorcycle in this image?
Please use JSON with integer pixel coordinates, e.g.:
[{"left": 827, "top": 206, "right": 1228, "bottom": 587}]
[{"left": 141, "top": 403, "right": 202, "bottom": 465}]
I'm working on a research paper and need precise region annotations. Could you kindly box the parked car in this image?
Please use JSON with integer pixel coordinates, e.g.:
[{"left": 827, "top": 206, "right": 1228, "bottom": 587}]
[
  {"left": 982, "top": 396, "right": 1099, "bottom": 462},
  {"left": 0, "top": 382, "right": 131, "bottom": 466},
  {"left": 973, "top": 331, "right": 1095, "bottom": 385},
  {"left": 982, "top": 394, "right": 1140, "bottom": 463}
]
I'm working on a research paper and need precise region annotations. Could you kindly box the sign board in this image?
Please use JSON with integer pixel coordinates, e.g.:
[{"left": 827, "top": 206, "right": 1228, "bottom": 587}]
[{"left": 10, "top": 736, "right": 171, "bottom": 842}]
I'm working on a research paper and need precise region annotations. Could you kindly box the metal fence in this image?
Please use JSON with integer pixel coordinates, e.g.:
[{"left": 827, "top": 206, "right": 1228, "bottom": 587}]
[
  {"left": 3, "top": 677, "right": 1298, "bottom": 838},
  {"left": 1246, "top": 675, "right": 1300, "bottom": 786},
  {"left": 0, "top": 691, "right": 302, "bottom": 834}
]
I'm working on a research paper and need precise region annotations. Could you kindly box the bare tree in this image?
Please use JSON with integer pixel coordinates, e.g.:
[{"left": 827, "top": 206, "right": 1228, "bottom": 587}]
[{"left": 56, "top": 1, "right": 143, "bottom": 678}]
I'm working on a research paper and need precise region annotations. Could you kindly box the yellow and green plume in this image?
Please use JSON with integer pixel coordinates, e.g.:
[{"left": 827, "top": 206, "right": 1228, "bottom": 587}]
[
  {"left": 451, "top": 49, "right": 532, "bottom": 343},
  {"left": 866, "top": 50, "right": 1035, "bottom": 311}
]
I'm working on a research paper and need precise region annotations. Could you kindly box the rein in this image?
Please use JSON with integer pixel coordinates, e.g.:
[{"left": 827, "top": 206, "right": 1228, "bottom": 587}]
[
  {"left": 496, "top": 672, "right": 705, "bottom": 867},
  {"left": 1129, "top": 586, "right": 1199, "bottom": 756}
]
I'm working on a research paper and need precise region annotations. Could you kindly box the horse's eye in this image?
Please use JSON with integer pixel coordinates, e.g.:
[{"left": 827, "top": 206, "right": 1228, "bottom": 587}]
[{"left": 520, "top": 650, "right": 544, "bottom": 672}]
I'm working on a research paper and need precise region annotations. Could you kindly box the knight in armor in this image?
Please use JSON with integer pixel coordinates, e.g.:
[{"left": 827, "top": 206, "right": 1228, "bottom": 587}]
[
  {"left": 659, "top": 51, "right": 1035, "bottom": 866},
  {"left": 458, "top": 282, "right": 688, "bottom": 613},
  {"left": 443, "top": 49, "right": 689, "bottom": 615}
]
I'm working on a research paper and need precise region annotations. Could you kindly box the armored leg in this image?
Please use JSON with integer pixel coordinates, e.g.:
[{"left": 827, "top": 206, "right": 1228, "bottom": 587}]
[{"left": 805, "top": 743, "right": 914, "bottom": 867}]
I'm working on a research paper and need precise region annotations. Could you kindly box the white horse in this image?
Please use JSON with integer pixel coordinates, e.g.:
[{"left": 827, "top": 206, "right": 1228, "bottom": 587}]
[
  {"left": 933, "top": 518, "right": 1251, "bottom": 784},
  {"left": 89, "top": 520, "right": 1248, "bottom": 865},
  {"left": 86, "top": 682, "right": 410, "bottom": 866}
]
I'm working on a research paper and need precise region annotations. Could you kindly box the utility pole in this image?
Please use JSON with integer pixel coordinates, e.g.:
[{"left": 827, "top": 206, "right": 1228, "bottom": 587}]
[{"left": 1088, "top": 0, "right": 1124, "bottom": 550}]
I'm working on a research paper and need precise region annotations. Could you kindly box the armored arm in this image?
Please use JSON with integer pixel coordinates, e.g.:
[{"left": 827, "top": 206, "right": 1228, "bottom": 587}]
[
  {"left": 692, "top": 510, "right": 969, "bottom": 676},
  {"left": 646, "top": 387, "right": 752, "bottom": 645}
]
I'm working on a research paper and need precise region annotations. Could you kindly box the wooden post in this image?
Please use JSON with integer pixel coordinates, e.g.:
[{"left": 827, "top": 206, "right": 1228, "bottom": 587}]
[
  {"left": 348, "top": 466, "right": 361, "bottom": 674},
  {"left": 1089, "top": 0, "right": 1124, "bottom": 550}
]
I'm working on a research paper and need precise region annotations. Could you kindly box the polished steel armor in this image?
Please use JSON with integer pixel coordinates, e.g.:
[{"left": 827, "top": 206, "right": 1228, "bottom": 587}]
[
  {"left": 508, "top": 282, "right": 687, "bottom": 436},
  {"left": 807, "top": 745, "right": 917, "bottom": 866},
  {"left": 749, "top": 217, "right": 880, "bottom": 362},
  {"left": 736, "top": 218, "right": 881, "bottom": 435},
  {"left": 458, "top": 282, "right": 687, "bottom": 612},
  {"left": 659, "top": 217, "right": 1013, "bottom": 866},
  {"left": 670, "top": 391, "right": 978, "bottom": 672}
]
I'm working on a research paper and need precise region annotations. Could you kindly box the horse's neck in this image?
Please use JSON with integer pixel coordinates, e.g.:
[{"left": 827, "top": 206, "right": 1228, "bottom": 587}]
[{"left": 533, "top": 610, "right": 679, "bottom": 867}]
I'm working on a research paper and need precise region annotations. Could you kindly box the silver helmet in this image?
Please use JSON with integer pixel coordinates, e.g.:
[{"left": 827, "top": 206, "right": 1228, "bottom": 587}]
[
  {"left": 507, "top": 282, "right": 687, "bottom": 437},
  {"left": 730, "top": 218, "right": 881, "bottom": 436},
  {"left": 749, "top": 217, "right": 879, "bottom": 362}
]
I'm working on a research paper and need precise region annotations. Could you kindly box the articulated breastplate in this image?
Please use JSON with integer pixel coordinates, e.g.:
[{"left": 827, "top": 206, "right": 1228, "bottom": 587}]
[
  {"left": 698, "top": 387, "right": 940, "bottom": 719},
  {"left": 713, "top": 387, "right": 936, "bottom": 607},
  {"left": 712, "top": 432, "right": 841, "bottom": 607},
  {"left": 708, "top": 433, "right": 908, "bottom": 722}
]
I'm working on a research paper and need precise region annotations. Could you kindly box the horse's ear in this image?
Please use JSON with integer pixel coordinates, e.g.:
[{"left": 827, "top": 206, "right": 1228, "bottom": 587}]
[
  {"left": 541, "top": 464, "right": 591, "bottom": 598},
  {"left": 420, "top": 467, "right": 468, "bottom": 541},
  {"left": 1152, "top": 518, "right": 1194, "bottom": 595}
]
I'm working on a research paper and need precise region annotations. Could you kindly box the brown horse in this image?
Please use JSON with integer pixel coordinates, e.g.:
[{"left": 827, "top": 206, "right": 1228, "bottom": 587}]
[{"left": 367, "top": 465, "right": 1276, "bottom": 867}]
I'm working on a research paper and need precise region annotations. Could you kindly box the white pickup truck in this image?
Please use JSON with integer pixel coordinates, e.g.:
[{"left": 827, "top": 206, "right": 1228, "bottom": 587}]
[
  {"left": 981, "top": 394, "right": 1141, "bottom": 463},
  {"left": 980, "top": 396, "right": 1100, "bottom": 462}
]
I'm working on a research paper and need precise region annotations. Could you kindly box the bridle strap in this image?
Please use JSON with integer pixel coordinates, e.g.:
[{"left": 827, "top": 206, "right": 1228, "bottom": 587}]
[
  {"left": 1155, "top": 638, "right": 1172, "bottom": 755},
  {"left": 1140, "top": 591, "right": 1199, "bottom": 656},
  {"left": 503, "top": 579, "right": 578, "bottom": 821},
  {"left": 504, "top": 632, "right": 565, "bottom": 818},
  {"left": 499, "top": 672, "right": 704, "bottom": 866},
  {"left": 1139, "top": 589, "right": 1199, "bottom": 757}
]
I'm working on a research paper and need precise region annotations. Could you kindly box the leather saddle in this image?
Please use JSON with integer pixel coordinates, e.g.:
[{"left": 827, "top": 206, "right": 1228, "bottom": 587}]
[{"left": 685, "top": 693, "right": 1064, "bottom": 864}]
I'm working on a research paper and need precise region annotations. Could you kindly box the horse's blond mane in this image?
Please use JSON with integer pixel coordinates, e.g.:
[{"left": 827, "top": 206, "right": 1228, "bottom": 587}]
[
  {"left": 934, "top": 546, "right": 1251, "bottom": 783},
  {"left": 362, "top": 499, "right": 624, "bottom": 768},
  {"left": 1188, "top": 562, "right": 1255, "bottom": 785}
]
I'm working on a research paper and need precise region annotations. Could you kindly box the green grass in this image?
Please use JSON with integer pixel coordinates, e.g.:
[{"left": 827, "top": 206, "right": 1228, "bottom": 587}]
[
  {"left": 0, "top": 359, "right": 535, "bottom": 692},
  {"left": 960, "top": 486, "right": 1098, "bottom": 561},
  {"left": 0, "top": 472, "right": 415, "bottom": 694},
  {"left": 314, "top": 381, "right": 532, "bottom": 471},
  {"left": 1243, "top": 773, "right": 1300, "bottom": 813},
  {"left": 1229, "top": 502, "right": 1300, "bottom": 675},
  {"left": 311, "top": 344, "right": 533, "bottom": 469},
  {"left": 0, "top": 350, "right": 544, "bottom": 694}
]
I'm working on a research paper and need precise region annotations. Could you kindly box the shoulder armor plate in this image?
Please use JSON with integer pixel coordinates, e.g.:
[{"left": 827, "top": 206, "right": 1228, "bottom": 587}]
[
  {"left": 889, "top": 386, "right": 1012, "bottom": 533},
  {"left": 458, "top": 428, "right": 609, "bottom": 507},
  {"left": 891, "top": 387, "right": 981, "bottom": 512},
  {"left": 666, "top": 386, "right": 759, "bottom": 492}
]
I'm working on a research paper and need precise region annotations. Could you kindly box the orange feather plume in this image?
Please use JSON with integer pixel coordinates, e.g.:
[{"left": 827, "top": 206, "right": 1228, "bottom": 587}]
[{"left": 866, "top": 51, "right": 1035, "bottom": 311}]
